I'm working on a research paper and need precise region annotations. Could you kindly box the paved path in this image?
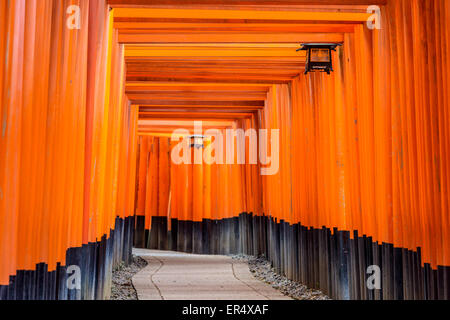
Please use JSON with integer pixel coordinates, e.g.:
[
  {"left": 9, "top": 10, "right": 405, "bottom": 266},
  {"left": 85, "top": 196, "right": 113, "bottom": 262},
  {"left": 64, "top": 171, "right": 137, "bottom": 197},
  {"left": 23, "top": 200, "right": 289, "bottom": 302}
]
[{"left": 132, "top": 249, "right": 292, "bottom": 300}]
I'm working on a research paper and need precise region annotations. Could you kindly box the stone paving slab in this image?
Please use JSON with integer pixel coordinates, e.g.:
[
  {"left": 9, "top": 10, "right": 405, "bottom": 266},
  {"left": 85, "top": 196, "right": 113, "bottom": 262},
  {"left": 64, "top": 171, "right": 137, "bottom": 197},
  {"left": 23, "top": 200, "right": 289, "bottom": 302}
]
[{"left": 132, "top": 249, "right": 292, "bottom": 300}]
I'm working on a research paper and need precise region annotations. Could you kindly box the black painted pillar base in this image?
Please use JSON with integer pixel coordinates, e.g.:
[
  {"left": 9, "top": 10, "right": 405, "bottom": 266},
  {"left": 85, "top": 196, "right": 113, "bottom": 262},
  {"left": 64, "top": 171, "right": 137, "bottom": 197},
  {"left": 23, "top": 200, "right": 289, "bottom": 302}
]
[
  {"left": 0, "top": 216, "right": 135, "bottom": 300},
  {"left": 131, "top": 213, "right": 450, "bottom": 301}
]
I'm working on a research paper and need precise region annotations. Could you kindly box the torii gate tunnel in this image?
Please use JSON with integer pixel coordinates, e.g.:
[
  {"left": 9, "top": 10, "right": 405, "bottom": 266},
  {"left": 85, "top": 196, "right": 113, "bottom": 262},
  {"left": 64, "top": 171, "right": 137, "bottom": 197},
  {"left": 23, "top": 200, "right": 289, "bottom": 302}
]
[{"left": 0, "top": 0, "right": 449, "bottom": 300}]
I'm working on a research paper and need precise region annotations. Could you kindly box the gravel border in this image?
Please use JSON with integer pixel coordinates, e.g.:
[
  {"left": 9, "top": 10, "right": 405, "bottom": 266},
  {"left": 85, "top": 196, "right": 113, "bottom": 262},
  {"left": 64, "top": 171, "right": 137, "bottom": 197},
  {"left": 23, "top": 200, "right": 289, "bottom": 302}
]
[
  {"left": 232, "top": 254, "right": 331, "bottom": 300},
  {"left": 110, "top": 255, "right": 148, "bottom": 300}
]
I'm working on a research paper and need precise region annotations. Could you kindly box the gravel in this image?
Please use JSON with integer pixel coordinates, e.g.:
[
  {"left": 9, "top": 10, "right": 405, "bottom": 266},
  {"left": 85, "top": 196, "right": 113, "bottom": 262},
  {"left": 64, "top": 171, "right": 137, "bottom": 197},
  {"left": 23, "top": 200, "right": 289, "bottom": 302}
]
[
  {"left": 232, "top": 254, "right": 330, "bottom": 300},
  {"left": 110, "top": 255, "right": 148, "bottom": 300}
]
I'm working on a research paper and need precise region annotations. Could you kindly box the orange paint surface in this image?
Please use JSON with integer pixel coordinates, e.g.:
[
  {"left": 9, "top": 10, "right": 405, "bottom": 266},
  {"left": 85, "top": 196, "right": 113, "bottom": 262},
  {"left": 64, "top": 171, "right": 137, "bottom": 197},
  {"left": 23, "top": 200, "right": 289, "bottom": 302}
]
[{"left": 1, "top": 0, "right": 449, "bottom": 287}]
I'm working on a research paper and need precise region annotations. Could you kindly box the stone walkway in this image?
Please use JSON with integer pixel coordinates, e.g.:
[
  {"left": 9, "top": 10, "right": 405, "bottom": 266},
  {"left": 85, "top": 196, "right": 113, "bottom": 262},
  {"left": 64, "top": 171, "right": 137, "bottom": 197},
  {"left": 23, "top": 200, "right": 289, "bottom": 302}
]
[{"left": 132, "top": 249, "right": 292, "bottom": 300}]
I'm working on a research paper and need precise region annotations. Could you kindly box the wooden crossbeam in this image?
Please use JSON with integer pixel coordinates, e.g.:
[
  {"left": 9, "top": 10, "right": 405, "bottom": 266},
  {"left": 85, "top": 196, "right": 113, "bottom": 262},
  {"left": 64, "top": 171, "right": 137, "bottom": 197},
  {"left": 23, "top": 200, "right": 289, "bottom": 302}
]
[
  {"left": 139, "top": 112, "right": 253, "bottom": 119},
  {"left": 124, "top": 46, "right": 308, "bottom": 57},
  {"left": 126, "top": 83, "right": 272, "bottom": 91},
  {"left": 114, "top": 22, "right": 356, "bottom": 33},
  {"left": 119, "top": 32, "right": 344, "bottom": 43},
  {"left": 128, "top": 92, "right": 267, "bottom": 101},
  {"left": 114, "top": 8, "right": 372, "bottom": 22},
  {"left": 108, "top": 0, "right": 386, "bottom": 6}
]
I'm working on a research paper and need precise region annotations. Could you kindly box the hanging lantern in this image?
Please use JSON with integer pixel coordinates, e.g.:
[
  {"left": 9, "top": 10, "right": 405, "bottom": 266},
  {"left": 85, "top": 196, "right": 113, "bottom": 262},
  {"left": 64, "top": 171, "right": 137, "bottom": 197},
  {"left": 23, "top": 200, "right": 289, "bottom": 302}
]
[
  {"left": 189, "top": 135, "right": 205, "bottom": 149},
  {"left": 297, "top": 43, "right": 342, "bottom": 75}
]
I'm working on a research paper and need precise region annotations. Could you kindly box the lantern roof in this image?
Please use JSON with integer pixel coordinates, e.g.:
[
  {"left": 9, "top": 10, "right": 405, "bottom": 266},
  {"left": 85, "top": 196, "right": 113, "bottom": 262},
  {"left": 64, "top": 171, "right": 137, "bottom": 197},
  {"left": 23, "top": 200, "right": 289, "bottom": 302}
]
[{"left": 297, "top": 43, "right": 342, "bottom": 51}]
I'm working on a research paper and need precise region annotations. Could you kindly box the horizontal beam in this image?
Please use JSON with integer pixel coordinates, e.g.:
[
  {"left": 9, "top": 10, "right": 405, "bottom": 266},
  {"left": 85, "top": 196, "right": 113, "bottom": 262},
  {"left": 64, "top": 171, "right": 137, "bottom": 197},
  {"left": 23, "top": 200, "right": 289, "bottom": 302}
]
[
  {"left": 126, "top": 60, "right": 304, "bottom": 65},
  {"left": 126, "top": 83, "right": 271, "bottom": 91},
  {"left": 114, "top": 8, "right": 372, "bottom": 22},
  {"left": 125, "top": 46, "right": 307, "bottom": 57},
  {"left": 137, "top": 131, "right": 222, "bottom": 137},
  {"left": 138, "top": 100, "right": 263, "bottom": 106},
  {"left": 127, "top": 88, "right": 267, "bottom": 93},
  {"left": 125, "top": 56, "right": 309, "bottom": 61},
  {"left": 126, "top": 68, "right": 302, "bottom": 75},
  {"left": 138, "top": 126, "right": 233, "bottom": 134},
  {"left": 127, "top": 75, "right": 295, "bottom": 83},
  {"left": 138, "top": 124, "right": 233, "bottom": 130},
  {"left": 139, "top": 112, "right": 253, "bottom": 119},
  {"left": 109, "top": 0, "right": 386, "bottom": 5},
  {"left": 125, "top": 62, "right": 305, "bottom": 71},
  {"left": 126, "top": 43, "right": 302, "bottom": 48},
  {"left": 127, "top": 92, "right": 267, "bottom": 101},
  {"left": 139, "top": 119, "right": 235, "bottom": 125},
  {"left": 128, "top": 81, "right": 271, "bottom": 87},
  {"left": 119, "top": 32, "right": 344, "bottom": 43},
  {"left": 137, "top": 132, "right": 189, "bottom": 138},
  {"left": 139, "top": 107, "right": 264, "bottom": 112},
  {"left": 127, "top": 76, "right": 291, "bottom": 84},
  {"left": 114, "top": 22, "right": 356, "bottom": 33},
  {"left": 139, "top": 121, "right": 236, "bottom": 131}
]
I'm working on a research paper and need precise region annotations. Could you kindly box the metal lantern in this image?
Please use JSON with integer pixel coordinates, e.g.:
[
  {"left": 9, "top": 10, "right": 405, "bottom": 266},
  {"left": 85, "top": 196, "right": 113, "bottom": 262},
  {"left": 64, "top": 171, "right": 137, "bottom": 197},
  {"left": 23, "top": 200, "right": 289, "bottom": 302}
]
[
  {"left": 297, "top": 43, "right": 342, "bottom": 75},
  {"left": 189, "top": 135, "right": 205, "bottom": 149}
]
